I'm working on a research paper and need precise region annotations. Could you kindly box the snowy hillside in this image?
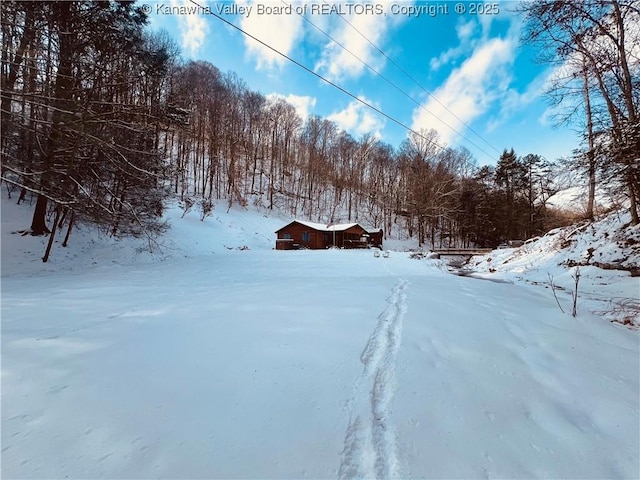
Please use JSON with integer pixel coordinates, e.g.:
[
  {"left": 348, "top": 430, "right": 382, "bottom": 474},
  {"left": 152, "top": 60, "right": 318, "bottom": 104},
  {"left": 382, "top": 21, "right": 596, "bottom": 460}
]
[
  {"left": 1, "top": 195, "right": 420, "bottom": 275},
  {"left": 465, "top": 210, "right": 640, "bottom": 327},
  {"left": 2, "top": 197, "right": 639, "bottom": 479},
  {"left": 1, "top": 197, "right": 288, "bottom": 276}
]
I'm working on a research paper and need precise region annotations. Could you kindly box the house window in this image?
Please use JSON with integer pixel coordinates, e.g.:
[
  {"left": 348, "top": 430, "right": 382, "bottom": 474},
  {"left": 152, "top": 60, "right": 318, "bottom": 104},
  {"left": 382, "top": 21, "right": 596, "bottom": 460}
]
[
  {"left": 302, "top": 231, "right": 310, "bottom": 243},
  {"left": 283, "top": 233, "right": 291, "bottom": 239}
]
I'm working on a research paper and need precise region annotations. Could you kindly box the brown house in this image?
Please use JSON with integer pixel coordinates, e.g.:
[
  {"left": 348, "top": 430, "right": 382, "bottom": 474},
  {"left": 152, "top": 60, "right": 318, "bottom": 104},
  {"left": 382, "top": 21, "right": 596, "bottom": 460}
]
[{"left": 275, "top": 220, "right": 383, "bottom": 250}]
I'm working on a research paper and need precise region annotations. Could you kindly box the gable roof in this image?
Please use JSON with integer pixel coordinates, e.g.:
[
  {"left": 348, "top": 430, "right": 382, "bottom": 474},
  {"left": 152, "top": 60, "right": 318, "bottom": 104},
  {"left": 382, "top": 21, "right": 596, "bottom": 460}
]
[
  {"left": 275, "top": 220, "right": 364, "bottom": 233},
  {"left": 295, "top": 220, "right": 361, "bottom": 232}
]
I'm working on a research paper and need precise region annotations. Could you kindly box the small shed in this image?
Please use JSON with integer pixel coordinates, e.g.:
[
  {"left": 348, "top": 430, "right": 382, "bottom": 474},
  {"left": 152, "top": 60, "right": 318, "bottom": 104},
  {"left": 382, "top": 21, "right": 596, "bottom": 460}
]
[{"left": 275, "top": 220, "right": 383, "bottom": 250}]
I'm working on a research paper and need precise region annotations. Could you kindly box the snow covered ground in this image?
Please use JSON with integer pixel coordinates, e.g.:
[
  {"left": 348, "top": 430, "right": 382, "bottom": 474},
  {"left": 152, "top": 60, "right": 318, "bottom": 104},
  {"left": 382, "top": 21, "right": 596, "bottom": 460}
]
[
  {"left": 466, "top": 211, "right": 640, "bottom": 328},
  {"left": 2, "top": 197, "right": 639, "bottom": 478}
]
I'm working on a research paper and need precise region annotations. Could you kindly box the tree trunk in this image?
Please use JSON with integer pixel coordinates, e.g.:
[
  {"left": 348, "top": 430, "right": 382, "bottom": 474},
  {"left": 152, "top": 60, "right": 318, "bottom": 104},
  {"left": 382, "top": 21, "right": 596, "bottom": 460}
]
[
  {"left": 62, "top": 210, "right": 75, "bottom": 247},
  {"left": 42, "top": 205, "right": 61, "bottom": 262},
  {"left": 582, "top": 57, "right": 596, "bottom": 221},
  {"left": 627, "top": 172, "right": 639, "bottom": 225},
  {"left": 17, "top": 187, "right": 27, "bottom": 205},
  {"left": 1, "top": 4, "right": 35, "bottom": 147},
  {"left": 30, "top": 194, "right": 50, "bottom": 235},
  {"left": 30, "top": 2, "right": 74, "bottom": 234}
]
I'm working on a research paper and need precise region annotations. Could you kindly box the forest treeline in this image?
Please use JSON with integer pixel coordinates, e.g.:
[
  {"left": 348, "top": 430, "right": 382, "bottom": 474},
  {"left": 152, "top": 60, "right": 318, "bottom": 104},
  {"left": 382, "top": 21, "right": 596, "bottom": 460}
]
[{"left": 1, "top": 1, "right": 637, "bottom": 261}]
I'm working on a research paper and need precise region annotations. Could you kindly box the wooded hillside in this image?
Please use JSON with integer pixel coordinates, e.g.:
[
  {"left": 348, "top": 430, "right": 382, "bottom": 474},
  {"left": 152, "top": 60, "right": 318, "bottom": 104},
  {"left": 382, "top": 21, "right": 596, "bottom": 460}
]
[{"left": 2, "top": 1, "right": 637, "bottom": 261}]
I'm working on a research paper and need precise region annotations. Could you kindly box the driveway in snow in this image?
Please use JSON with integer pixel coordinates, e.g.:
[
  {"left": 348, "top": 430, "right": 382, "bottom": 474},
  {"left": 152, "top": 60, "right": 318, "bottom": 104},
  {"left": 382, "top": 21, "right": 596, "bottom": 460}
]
[{"left": 2, "top": 250, "right": 638, "bottom": 478}]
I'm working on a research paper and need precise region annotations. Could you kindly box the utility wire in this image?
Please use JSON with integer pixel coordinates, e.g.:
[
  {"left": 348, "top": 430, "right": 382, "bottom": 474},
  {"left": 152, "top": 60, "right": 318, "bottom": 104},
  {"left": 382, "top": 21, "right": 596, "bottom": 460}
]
[
  {"left": 186, "top": 0, "right": 451, "bottom": 154},
  {"left": 327, "top": 0, "right": 504, "bottom": 157},
  {"left": 288, "top": 0, "right": 498, "bottom": 162}
]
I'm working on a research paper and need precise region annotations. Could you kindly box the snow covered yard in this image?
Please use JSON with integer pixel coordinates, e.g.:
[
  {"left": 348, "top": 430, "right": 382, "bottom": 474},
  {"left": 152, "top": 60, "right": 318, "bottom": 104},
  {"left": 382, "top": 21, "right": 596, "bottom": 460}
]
[
  {"left": 2, "top": 199, "right": 639, "bottom": 478},
  {"left": 2, "top": 245, "right": 638, "bottom": 478}
]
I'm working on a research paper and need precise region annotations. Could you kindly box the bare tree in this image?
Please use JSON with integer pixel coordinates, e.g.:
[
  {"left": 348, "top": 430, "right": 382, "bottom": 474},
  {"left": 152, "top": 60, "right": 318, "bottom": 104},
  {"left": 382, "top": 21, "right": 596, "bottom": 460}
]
[
  {"left": 519, "top": 0, "right": 640, "bottom": 224},
  {"left": 1, "top": 2, "right": 173, "bottom": 260}
]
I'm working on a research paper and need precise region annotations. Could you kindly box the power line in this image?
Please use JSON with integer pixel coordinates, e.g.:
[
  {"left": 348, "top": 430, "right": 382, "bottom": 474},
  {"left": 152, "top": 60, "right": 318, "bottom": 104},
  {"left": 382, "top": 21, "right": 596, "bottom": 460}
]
[
  {"left": 288, "top": 0, "right": 498, "bottom": 162},
  {"left": 187, "top": 0, "right": 451, "bottom": 154},
  {"left": 328, "top": 0, "right": 504, "bottom": 157}
]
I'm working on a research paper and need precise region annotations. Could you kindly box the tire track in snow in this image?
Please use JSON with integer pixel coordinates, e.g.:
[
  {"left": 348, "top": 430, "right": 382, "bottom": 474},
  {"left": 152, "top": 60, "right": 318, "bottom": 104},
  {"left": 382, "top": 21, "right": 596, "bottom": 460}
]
[{"left": 339, "top": 278, "right": 409, "bottom": 480}]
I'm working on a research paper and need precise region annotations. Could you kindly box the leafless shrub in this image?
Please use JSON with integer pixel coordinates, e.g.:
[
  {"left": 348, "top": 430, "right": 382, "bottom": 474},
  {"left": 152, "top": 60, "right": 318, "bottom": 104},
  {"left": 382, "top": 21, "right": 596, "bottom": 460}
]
[
  {"left": 180, "top": 197, "right": 194, "bottom": 218},
  {"left": 547, "top": 267, "right": 581, "bottom": 317},
  {"left": 594, "top": 297, "right": 640, "bottom": 329},
  {"left": 547, "top": 272, "right": 566, "bottom": 314},
  {"left": 571, "top": 266, "right": 581, "bottom": 317},
  {"left": 199, "top": 198, "right": 214, "bottom": 221}
]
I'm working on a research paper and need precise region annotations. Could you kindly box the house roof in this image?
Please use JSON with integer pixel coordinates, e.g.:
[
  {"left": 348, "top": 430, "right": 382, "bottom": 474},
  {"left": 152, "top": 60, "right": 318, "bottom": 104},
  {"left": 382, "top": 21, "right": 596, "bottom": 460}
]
[
  {"left": 295, "top": 220, "right": 361, "bottom": 232},
  {"left": 275, "top": 220, "right": 364, "bottom": 233}
]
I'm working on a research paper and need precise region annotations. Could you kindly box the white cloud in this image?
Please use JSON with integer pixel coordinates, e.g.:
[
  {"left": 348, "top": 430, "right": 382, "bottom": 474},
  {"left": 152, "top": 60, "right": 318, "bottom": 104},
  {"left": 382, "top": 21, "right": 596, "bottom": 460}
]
[
  {"left": 456, "top": 18, "right": 476, "bottom": 42},
  {"left": 414, "top": 16, "right": 525, "bottom": 149},
  {"left": 429, "top": 45, "right": 463, "bottom": 72},
  {"left": 238, "top": 0, "right": 304, "bottom": 70},
  {"left": 478, "top": 13, "right": 495, "bottom": 39},
  {"left": 487, "top": 83, "right": 540, "bottom": 132},
  {"left": 533, "top": 53, "right": 597, "bottom": 128},
  {"left": 266, "top": 93, "right": 317, "bottom": 121},
  {"left": 412, "top": 35, "right": 518, "bottom": 145},
  {"left": 430, "top": 19, "right": 476, "bottom": 71},
  {"left": 314, "top": 1, "right": 404, "bottom": 82},
  {"left": 327, "top": 97, "right": 385, "bottom": 138},
  {"left": 171, "top": 0, "right": 208, "bottom": 56}
]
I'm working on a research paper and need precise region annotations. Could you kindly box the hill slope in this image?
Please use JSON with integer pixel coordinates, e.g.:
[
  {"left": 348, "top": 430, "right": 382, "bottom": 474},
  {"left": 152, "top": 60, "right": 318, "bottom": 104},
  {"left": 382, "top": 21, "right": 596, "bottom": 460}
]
[
  {"left": 1, "top": 197, "right": 288, "bottom": 276},
  {"left": 465, "top": 210, "right": 640, "bottom": 327}
]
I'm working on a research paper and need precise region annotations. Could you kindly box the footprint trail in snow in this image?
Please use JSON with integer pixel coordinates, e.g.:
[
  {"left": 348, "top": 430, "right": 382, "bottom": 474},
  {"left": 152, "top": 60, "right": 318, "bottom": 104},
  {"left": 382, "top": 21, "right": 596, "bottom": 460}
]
[{"left": 339, "top": 278, "right": 409, "bottom": 480}]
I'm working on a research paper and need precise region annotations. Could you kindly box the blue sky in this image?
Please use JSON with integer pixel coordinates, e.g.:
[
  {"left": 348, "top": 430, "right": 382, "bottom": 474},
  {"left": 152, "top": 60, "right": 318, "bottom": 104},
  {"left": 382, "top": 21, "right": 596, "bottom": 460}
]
[{"left": 147, "top": 0, "right": 580, "bottom": 166}]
